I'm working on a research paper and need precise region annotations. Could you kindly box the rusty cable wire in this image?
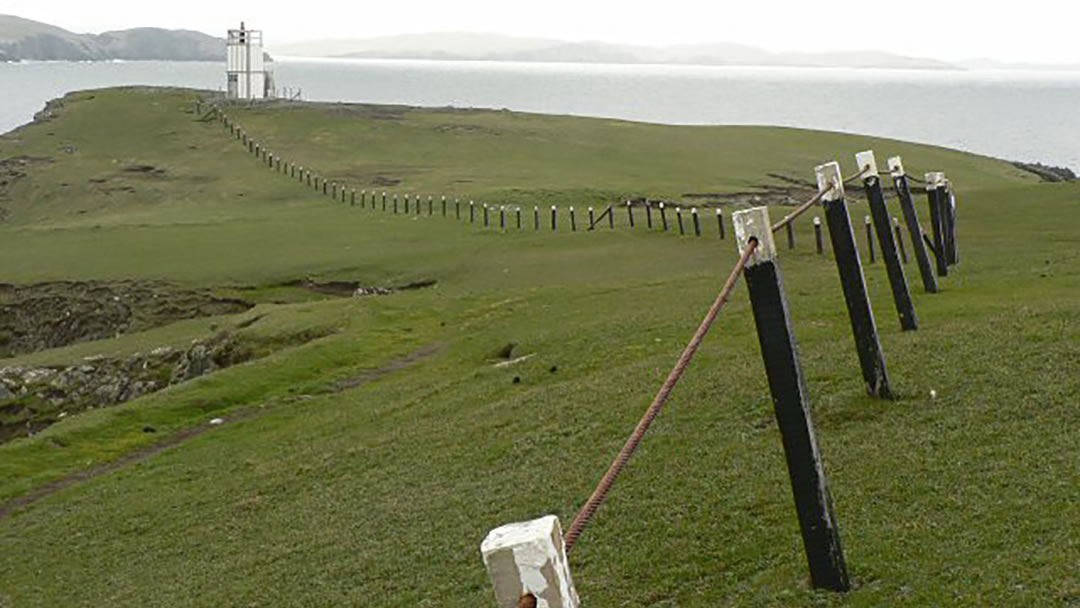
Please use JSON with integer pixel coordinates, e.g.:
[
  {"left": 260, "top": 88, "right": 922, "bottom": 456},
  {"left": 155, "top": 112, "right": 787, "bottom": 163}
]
[{"left": 563, "top": 239, "right": 759, "bottom": 553}]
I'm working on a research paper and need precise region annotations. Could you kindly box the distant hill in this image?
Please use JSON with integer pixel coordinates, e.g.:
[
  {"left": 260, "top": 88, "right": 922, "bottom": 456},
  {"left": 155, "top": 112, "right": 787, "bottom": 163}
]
[
  {"left": 0, "top": 15, "right": 223, "bottom": 61},
  {"left": 273, "top": 32, "right": 960, "bottom": 70}
]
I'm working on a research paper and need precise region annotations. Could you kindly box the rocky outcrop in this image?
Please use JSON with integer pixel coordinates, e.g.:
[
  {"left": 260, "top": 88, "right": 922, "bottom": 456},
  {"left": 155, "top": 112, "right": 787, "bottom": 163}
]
[
  {"left": 0, "top": 280, "right": 253, "bottom": 358},
  {"left": 0, "top": 333, "right": 240, "bottom": 443}
]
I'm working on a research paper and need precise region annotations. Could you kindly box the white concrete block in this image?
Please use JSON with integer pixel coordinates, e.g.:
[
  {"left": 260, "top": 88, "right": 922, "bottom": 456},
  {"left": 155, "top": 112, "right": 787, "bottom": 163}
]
[
  {"left": 732, "top": 206, "right": 776, "bottom": 266},
  {"left": 481, "top": 515, "right": 579, "bottom": 608},
  {"left": 815, "top": 161, "right": 845, "bottom": 201}
]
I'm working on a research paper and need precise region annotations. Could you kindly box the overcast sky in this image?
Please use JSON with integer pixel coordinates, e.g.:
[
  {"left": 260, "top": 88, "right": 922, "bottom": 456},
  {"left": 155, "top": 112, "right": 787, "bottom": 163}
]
[{"left": 8, "top": 0, "right": 1080, "bottom": 64}]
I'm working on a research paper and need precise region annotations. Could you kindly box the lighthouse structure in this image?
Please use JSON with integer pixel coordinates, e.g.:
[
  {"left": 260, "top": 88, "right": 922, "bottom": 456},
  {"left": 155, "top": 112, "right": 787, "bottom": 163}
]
[{"left": 226, "top": 22, "right": 275, "bottom": 100}]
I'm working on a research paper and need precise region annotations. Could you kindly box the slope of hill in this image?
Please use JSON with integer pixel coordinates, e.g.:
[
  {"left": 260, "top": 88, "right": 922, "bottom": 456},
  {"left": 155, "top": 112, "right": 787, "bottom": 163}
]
[
  {"left": 0, "top": 88, "right": 1076, "bottom": 607},
  {"left": 0, "top": 15, "right": 222, "bottom": 61}
]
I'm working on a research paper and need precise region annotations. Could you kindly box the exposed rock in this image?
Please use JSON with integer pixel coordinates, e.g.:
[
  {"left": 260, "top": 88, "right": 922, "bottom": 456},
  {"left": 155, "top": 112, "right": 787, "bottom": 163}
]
[{"left": 0, "top": 280, "right": 253, "bottom": 358}]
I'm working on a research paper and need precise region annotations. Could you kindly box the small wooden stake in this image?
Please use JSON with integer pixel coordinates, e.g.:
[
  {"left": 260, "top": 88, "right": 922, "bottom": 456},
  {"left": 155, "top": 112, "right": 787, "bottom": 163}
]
[
  {"left": 534, "top": 206, "right": 539, "bottom": 230},
  {"left": 894, "top": 218, "right": 907, "bottom": 264},
  {"left": 442, "top": 196, "right": 447, "bottom": 216},
  {"left": 470, "top": 201, "right": 475, "bottom": 223},
  {"left": 717, "top": 208, "right": 725, "bottom": 239},
  {"left": 627, "top": 201, "right": 635, "bottom": 227},
  {"left": 646, "top": 201, "right": 653, "bottom": 229},
  {"left": 734, "top": 206, "right": 851, "bottom": 593},
  {"left": 786, "top": 220, "right": 795, "bottom": 249},
  {"left": 817, "top": 161, "right": 892, "bottom": 398},
  {"left": 814, "top": 216, "right": 824, "bottom": 254},
  {"left": 588, "top": 206, "right": 595, "bottom": 228},
  {"left": 692, "top": 208, "right": 701, "bottom": 236},
  {"left": 676, "top": 207, "right": 685, "bottom": 235},
  {"left": 865, "top": 216, "right": 875, "bottom": 263},
  {"left": 660, "top": 203, "right": 668, "bottom": 231},
  {"left": 570, "top": 206, "right": 576, "bottom": 232},
  {"left": 551, "top": 206, "right": 557, "bottom": 231}
]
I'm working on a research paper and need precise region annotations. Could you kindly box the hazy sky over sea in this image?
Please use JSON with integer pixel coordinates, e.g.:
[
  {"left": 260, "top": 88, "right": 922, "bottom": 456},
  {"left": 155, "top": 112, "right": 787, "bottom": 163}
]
[{"left": 6, "top": 1, "right": 1080, "bottom": 64}]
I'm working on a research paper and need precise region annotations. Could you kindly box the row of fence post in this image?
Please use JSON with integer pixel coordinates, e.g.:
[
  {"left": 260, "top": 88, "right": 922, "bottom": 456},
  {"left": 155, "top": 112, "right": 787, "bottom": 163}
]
[{"left": 480, "top": 149, "right": 961, "bottom": 606}]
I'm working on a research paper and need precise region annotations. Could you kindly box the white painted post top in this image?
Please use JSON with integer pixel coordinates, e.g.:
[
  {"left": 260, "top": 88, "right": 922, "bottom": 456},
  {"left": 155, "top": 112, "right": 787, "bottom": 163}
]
[
  {"left": 814, "top": 216, "right": 821, "bottom": 225},
  {"left": 855, "top": 150, "right": 878, "bottom": 180},
  {"left": 925, "top": 172, "right": 946, "bottom": 190},
  {"left": 692, "top": 208, "right": 698, "bottom": 213},
  {"left": 887, "top": 156, "right": 905, "bottom": 177},
  {"left": 732, "top": 206, "right": 776, "bottom": 266},
  {"left": 865, "top": 215, "right": 872, "bottom": 224},
  {"left": 815, "top": 161, "right": 845, "bottom": 201},
  {"left": 481, "top": 515, "right": 579, "bottom": 608}
]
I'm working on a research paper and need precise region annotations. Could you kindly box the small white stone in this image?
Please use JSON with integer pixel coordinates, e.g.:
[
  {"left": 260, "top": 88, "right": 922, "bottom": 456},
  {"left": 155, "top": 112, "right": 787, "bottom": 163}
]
[
  {"left": 209, "top": 417, "right": 225, "bottom": 425},
  {"left": 929, "top": 389, "right": 937, "bottom": 399}
]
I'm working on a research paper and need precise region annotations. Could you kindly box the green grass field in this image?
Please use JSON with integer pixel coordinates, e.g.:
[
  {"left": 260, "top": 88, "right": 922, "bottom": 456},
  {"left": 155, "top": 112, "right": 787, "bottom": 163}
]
[{"left": 0, "top": 87, "right": 1076, "bottom": 607}]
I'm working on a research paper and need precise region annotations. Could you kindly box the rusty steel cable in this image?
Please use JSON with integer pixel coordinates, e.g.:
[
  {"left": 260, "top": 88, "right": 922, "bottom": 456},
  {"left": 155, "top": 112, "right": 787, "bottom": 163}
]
[{"left": 563, "top": 239, "right": 759, "bottom": 553}]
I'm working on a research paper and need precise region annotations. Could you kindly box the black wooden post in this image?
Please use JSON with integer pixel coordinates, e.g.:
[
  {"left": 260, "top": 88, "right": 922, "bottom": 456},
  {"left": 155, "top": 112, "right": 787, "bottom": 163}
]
[
  {"left": 692, "top": 208, "right": 701, "bottom": 236},
  {"left": 404, "top": 194, "right": 410, "bottom": 214},
  {"left": 817, "top": 161, "right": 892, "bottom": 398},
  {"left": 733, "top": 206, "right": 851, "bottom": 593},
  {"left": 382, "top": 192, "right": 387, "bottom": 212},
  {"left": 944, "top": 181, "right": 958, "bottom": 266},
  {"left": 925, "top": 172, "right": 949, "bottom": 277},
  {"left": 484, "top": 204, "right": 490, "bottom": 227},
  {"left": 534, "top": 206, "right": 539, "bottom": 230},
  {"left": 588, "top": 207, "right": 595, "bottom": 229},
  {"left": 814, "top": 217, "right": 824, "bottom": 254},
  {"left": 442, "top": 196, "right": 447, "bottom": 217},
  {"left": 856, "top": 151, "right": 917, "bottom": 331},
  {"left": 351, "top": 190, "right": 356, "bottom": 206},
  {"left": 470, "top": 201, "right": 475, "bottom": 223},
  {"left": 570, "top": 207, "right": 577, "bottom": 232},
  {"left": 646, "top": 201, "right": 653, "bottom": 229},
  {"left": 516, "top": 206, "right": 522, "bottom": 230},
  {"left": 676, "top": 207, "right": 685, "bottom": 235},
  {"left": 428, "top": 196, "right": 433, "bottom": 216},
  {"left": 660, "top": 203, "right": 668, "bottom": 231},
  {"left": 551, "top": 206, "right": 557, "bottom": 231},
  {"left": 500, "top": 206, "right": 506, "bottom": 230},
  {"left": 894, "top": 218, "right": 907, "bottom": 264},
  {"left": 456, "top": 199, "right": 461, "bottom": 220},
  {"left": 627, "top": 201, "right": 635, "bottom": 228},
  {"left": 887, "top": 157, "right": 938, "bottom": 293},
  {"left": 323, "top": 180, "right": 328, "bottom": 196},
  {"left": 717, "top": 208, "right": 726, "bottom": 239},
  {"left": 786, "top": 221, "right": 795, "bottom": 250},
  {"left": 608, "top": 205, "right": 614, "bottom": 229}
]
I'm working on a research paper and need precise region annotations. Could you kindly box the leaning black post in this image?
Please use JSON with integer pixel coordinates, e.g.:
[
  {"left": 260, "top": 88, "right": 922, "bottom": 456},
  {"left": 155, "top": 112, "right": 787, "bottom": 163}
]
[
  {"left": 925, "top": 171, "right": 949, "bottom": 277},
  {"left": 692, "top": 208, "right": 701, "bottom": 236},
  {"left": 785, "top": 221, "right": 795, "bottom": 250},
  {"left": 570, "top": 206, "right": 577, "bottom": 232},
  {"left": 607, "top": 205, "right": 614, "bottom": 229},
  {"left": 627, "top": 201, "right": 635, "bottom": 227},
  {"left": 818, "top": 161, "right": 892, "bottom": 398},
  {"left": 646, "top": 201, "right": 653, "bottom": 229},
  {"left": 660, "top": 203, "right": 668, "bottom": 231},
  {"left": 856, "top": 150, "right": 917, "bottom": 331},
  {"left": 676, "top": 207, "right": 685, "bottom": 235},
  {"left": 943, "top": 179, "right": 958, "bottom": 266},
  {"left": 733, "top": 206, "right": 851, "bottom": 593}
]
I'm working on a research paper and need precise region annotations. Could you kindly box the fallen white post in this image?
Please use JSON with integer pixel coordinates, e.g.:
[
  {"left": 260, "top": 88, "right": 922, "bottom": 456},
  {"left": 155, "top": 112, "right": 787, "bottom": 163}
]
[{"left": 481, "top": 515, "right": 579, "bottom": 608}]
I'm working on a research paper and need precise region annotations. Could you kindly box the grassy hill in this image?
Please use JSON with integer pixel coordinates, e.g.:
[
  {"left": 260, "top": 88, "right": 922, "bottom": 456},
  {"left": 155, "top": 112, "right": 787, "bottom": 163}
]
[{"left": 0, "top": 87, "right": 1076, "bottom": 607}]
